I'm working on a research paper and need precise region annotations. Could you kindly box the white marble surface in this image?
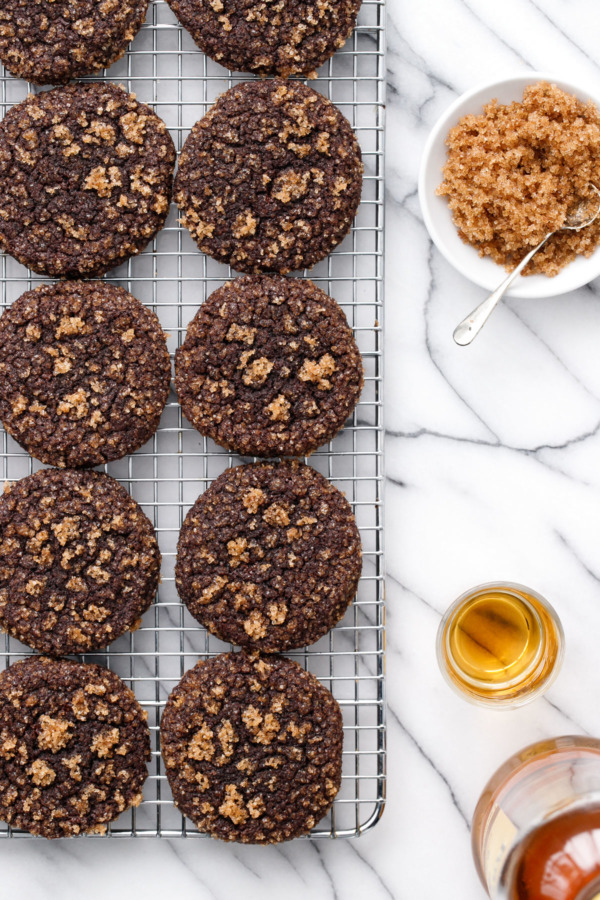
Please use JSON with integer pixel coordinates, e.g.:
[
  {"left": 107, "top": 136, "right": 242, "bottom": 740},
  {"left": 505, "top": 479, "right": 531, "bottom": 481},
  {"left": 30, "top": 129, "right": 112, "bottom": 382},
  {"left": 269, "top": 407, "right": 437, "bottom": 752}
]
[
  {"left": 8, "top": 1, "right": 600, "bottom": 897},
  {"left": 387, "top": 0, "right": 600, "bottom": 896}
]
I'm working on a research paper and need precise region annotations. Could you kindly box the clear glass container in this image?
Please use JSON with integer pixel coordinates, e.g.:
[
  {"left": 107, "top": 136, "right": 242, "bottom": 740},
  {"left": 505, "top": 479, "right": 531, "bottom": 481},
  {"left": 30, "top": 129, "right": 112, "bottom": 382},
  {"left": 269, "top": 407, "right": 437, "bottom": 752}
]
[
  {"left": 436, "top": 582, "right": 564, "bottom": 708},
  {"left": 472, "top": 736, "right": 600, "bottom": 899}
]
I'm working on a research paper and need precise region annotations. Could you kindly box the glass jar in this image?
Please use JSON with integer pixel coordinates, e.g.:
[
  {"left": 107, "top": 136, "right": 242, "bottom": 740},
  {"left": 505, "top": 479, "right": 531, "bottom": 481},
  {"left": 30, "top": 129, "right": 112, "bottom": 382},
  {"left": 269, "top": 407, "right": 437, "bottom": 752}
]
[{"left": 472, "top": 735, "right": 600, "bottom": 899}]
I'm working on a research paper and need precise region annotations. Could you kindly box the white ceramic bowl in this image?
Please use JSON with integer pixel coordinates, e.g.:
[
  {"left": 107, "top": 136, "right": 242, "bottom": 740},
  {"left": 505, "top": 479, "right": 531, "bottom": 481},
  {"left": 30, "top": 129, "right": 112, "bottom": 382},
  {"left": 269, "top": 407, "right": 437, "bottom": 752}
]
[{"left": 418, "top": 71, "right": 600, "bottom": 298}]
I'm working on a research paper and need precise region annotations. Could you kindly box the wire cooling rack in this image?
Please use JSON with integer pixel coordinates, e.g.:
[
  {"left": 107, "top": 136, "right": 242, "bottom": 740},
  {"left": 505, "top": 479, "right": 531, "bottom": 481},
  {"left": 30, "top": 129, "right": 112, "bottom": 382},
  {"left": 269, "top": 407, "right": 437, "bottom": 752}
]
[{"left": 0, "top": 0, "right": 385, "bottom": 839}]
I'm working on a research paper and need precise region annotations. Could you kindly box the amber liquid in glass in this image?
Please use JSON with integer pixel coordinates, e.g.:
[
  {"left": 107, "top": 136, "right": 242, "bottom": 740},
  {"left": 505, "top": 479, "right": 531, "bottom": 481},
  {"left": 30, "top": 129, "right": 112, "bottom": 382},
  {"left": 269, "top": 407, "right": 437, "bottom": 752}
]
[
  {"left": 438, "top": 583, "right": 563, "bottom": 706},
  {"left": 448, "top": 591, "right": 542, "bottom": 685},
  {"left": 509, "top": 806, "right": 600, "bottom": 900}
]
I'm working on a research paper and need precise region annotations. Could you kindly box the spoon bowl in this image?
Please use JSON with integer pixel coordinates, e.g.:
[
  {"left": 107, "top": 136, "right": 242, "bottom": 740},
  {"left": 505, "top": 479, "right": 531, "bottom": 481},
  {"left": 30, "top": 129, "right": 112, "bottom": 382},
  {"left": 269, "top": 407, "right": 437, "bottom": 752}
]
[{"left": 564, "top": 184, "right": 600, "bottom": 230}]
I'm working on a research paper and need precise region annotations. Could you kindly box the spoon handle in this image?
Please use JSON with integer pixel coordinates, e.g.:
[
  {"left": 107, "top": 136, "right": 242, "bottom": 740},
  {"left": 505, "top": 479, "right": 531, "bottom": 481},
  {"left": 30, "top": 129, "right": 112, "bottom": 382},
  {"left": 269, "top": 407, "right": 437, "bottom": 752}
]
[{"left": 453, "top": 233, "right": 553, "bottom": 346}]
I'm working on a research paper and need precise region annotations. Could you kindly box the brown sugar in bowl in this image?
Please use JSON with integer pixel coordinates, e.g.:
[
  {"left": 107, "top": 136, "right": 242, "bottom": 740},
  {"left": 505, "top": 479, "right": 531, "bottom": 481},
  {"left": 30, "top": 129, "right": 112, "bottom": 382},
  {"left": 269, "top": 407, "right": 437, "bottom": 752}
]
[{"left": 419, "top": 72, "right": 600, "bottom": 299}]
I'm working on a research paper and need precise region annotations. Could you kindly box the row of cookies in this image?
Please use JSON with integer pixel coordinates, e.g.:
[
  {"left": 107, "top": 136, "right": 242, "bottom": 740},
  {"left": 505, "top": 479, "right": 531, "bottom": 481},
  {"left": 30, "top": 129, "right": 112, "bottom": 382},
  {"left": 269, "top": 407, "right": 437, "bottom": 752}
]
[
  {"left": 0, "top": 651, "right": 343, "bottom": 841},
  {"left": 0, "top": 458, "right": 360, "bottom": 656},
  {"left": 0, "top": 0, "right": 360, "bottom": 83},
  {"left": 0, "top": 275, "right": 363, "bottom": 466},
  {"left": 0, "top": 79, "right": 362, "bottom": 279}
]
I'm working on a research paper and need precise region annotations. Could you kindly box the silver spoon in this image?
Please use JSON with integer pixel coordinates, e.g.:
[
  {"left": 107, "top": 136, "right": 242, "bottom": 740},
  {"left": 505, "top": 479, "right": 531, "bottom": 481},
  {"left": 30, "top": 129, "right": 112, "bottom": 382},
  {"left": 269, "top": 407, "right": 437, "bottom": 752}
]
[{"left": 453, "top": 183, "right": 600, "bottom": 346}]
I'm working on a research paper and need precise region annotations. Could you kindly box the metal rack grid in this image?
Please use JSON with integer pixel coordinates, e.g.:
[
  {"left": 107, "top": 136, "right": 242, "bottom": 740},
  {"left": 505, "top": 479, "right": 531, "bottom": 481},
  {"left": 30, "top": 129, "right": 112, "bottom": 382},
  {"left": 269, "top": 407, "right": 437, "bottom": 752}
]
[{"left": 0, "top": 0, "right": 385, "bottom": 839}]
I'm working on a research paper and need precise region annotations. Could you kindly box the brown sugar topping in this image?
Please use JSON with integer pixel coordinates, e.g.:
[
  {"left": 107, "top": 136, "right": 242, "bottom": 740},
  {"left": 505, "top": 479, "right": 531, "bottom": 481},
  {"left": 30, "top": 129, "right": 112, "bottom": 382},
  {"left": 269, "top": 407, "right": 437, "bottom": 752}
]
[
  {"left": 90, "top": 728, "right": 120, "bottom": 758},
  {"left": 243, "top": 610, "right": 267, "bottom": 639},
  {"left": 298, "top": 353, "right": 336, "bottom": 389},
  {"left": 217, "top": 720, "right": 237, "bottom": 758},
  {"left": 241, "top": 488, "right": 265, "bottom": 514},
  {"left": 272, "top": 170, "right": 311, "bottom": 204},
  {"left": 188, "top": 722, "right": 215, "bottom": 762},
  {"left": 232, "top": 212, "right": 258, "bottom": 238},
  {"left": 242, "top": 357, "right": 274, "bottom": 387},
  {"left": 226, "top": 323, "right": 256, "bottom": 345},
  {"left": 29, "top": 759, "right": 56, "bottom": 787},
  {"left": 265, "top": 394, "right": 291, "bottom": 422},
  {"left": 262, "top": 502, "right": 290, "bottom": 527},
  {"left": 37, "top": 716, "right": 72, "bottom": 753},
  {"left": 219, "top": 784, "right": 248, "bottom": 825},
  {"left": 437, "top": 82, "right": 600, "bottom": 276}
]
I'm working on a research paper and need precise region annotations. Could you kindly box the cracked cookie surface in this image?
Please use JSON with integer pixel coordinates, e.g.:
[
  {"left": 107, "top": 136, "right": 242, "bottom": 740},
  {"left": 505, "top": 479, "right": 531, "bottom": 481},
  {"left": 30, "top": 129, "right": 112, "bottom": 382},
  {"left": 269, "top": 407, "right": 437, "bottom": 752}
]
[
  {"left": 0, "top": 0, "right": 149, "bottom": 85},
  {"left": 0, "top": 468, "right": 161, "bottom": 655},
  {"left": 0, "top": 656, "right": 150, "bottom": 838},
  {"left": 174, "top": 274, "right": 363, "bottom": 457},
  {"left": 0, "top": 281, "right": 171, "bottom": 468},
  {"left": 0, "top": 82, "right": 175, "bottom": 277},
  {"left": 174, "top": 80, "right": 362, "bottom": 273},
  {"left": 165, "top": 0, "right": 360, "bottom": 77},
  {"left": 160, "top": 651, "right": 343, "bottom": 843},
  {"left": 176, "top": 461, "right": 361, "bottom": 651}
]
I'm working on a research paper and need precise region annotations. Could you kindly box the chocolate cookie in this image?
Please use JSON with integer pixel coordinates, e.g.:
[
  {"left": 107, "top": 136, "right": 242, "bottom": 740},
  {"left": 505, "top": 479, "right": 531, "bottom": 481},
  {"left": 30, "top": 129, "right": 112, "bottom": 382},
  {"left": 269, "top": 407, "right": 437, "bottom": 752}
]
[
  {"left": 0, "top": 468, "right": 160, "bottom": 655},
  {"left": 174, "top": 275, "right": 363, "bottom": 457},
  {"left": 0, "top": 82, "right": 176, "bottom": 277},
  {"left": 174, "top": 80, "right": 363, "bottom": 273},
  {"left": 0, "top": 0, "right": 149, "bottom": 85},
  {"left": 0, "top": 656, "right": 150, "bottom": 838},
  {"left": 176, "top": 461, "right": 361, "bottom": 651},
  {"left": 0, "top": 281, "right": 171, "bottom": 468},
  {"left": 160, "top": 651, "right": 343, "bottom": 843},
  {"left": 165, "top": 0, "right": 360, "bottom": 77}
]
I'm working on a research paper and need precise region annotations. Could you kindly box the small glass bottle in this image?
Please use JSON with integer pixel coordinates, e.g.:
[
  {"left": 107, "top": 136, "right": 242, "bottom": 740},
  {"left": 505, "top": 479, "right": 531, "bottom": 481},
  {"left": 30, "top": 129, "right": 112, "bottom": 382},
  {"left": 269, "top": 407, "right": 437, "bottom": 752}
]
[
  {"left": 472, "top": 735, "right": 600, "bottom": 900},
  {"left": 436, "top": 582, "right": 564, "bottom": 708}
]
